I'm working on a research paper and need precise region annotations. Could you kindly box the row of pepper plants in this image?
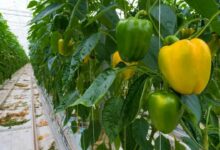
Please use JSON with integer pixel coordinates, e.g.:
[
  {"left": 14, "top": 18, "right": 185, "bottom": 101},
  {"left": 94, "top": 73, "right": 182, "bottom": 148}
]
[
  {"left": 28, "top": 0, "right": 220, "bottom": 149},
  {"left": 0, "top": 13, "right": 28, "bottom": 84}
]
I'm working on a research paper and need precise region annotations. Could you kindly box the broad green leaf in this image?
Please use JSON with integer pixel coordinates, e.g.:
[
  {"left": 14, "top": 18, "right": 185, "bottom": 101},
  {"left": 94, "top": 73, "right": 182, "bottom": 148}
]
[
  {"left": 67, "top": 0, "right": 88, "bottom": 29},
  {"left": 31, "top": 3, "right": 65, "bottom": 23},
  {"left": 87, "top": 4, "right": 118, "bottom": 29},
  {"left": 155, "top": 134, "right": 171, "bottom": 150},
  {"left": 132, "top": 118, "right": 153, "bottom": 150},
  {"left": 184, "top": 0, "right": 220, "bottom": 34},
  {"left": 121, "top": 75, "right": 147, "bottom": 126},
  {"left": 71, "top": 69, "right": 117, "bottom": 107},
  {"left": 55, "top": 91, "right": 80, "bottom": 112},
  {"left": 102, "top": 97, "right": 123, "bottom": 142},
  {"left": 181, "top": 95, "right": 202, "bottom": 123},
  {"left": 67, "top": 33, "right": 100, "bottom": 83},
  {"left": 97, "top": 5, "right": 119, "bottom": 29},
  {"left": 95, "top": 33, "right": 116, "bottom": 62},
  {"left": 142, "top": 36, "right": 162, "bottom": 70},
  {"left": 150, "top": 4, "right": 177, "bottom": 37}
]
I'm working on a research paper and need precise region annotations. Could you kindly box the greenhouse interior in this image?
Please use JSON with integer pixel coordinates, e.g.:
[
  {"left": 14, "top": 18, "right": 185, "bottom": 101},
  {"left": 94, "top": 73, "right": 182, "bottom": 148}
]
[{"left": 0, "top": 0, "right": 220, "bottom": 150}]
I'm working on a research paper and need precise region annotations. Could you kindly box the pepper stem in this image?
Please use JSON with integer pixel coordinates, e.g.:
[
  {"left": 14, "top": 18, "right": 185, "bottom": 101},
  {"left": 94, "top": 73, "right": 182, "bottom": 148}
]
[{"left": 135, "top": 10, "right": 148, "bottom": 19}]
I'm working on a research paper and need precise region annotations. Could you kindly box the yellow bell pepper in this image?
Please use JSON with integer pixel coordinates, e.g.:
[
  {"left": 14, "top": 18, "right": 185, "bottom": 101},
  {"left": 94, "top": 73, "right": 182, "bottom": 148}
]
[
  {"left": 158, "top": 38, "right": 211, "bottom": 95},
  {"left": 112, "top": 51, "right": 135, "bottom": 80}
]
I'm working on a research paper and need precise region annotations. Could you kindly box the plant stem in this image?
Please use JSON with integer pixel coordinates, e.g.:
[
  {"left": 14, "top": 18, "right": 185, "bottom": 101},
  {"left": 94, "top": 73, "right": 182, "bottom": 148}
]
[
  {"left": 100, "top": 30, "right": 117, "bottom": 44},
  {"left": 206, "top": 105, "right": 212, "bottom": 127},
  {"left": 189, "top": 10, "right": 220, "bottom": 39},
  {"left": 202, "top": 106, "right": 212, "bottom": 150},
  {"left": 174, "top": 18, "right": 202, "bottom": 36}
]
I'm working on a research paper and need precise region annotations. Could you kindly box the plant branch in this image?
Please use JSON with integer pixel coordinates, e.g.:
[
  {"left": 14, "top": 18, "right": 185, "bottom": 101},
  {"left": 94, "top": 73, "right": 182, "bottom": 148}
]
[
  {"left": 174, "top": 18, "right": 202, "bottom": 36},
  {"left": 189, "top": 10, "right": 220, "bottom": 39}
]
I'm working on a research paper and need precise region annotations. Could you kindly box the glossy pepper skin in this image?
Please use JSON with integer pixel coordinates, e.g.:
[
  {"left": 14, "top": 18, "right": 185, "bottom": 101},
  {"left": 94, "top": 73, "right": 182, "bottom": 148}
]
[
  {"left": 147, "top": 91, "right": 183, "bottom": 134},
  {"left": 116, "top": 18, "right": 153, "bottom": 62},
  {"left": 58, "top": 39, "right": 65, "bottom": 55},
  {"left": 159, "top": 38, "right": 211, "bottom": 95}
]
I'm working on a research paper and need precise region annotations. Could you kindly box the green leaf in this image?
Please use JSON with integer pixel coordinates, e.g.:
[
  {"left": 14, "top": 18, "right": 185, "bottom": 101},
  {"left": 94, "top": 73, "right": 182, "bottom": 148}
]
[
  {"left": 116, "top": 0, "right": 129, "bottom": 11},
  {"left": 141, "top": 77, "right": 153, "bottom": 110},
  {"left": 181, "top": 95, "right": 202, "bottom": 123},
  {"left": 184, "top": 0, "right": 220, "bottom": 34},
  {"left": 87, "top": 4, "right": 118, "bottom": 29},
  {"left": 114, "top": 136, "right": 121, "bottom": 150},
  {"left": 138, "top": 0, "right": 147, "bottom": 10},
  {"left": 120, "top": 124, "right": 137, "bottom": 150},
  {"left": 143, "top": 36, "right": 162, "bottom": 70},
  {"left": 66, "top": 33, "right": 100, "bottom": 84},
  {"left": 71, "top": 120, "right": 78, "bottom": 133},
  {"left": 175, "top": 139, "right": 186, "bottom": 150},
  {"left": 121, "top": 75, "right": 147, "bottom": 126},
  {"left": 132, "top": 118, "right": 153, "bottom": 150},
  {"left": 71, "top": 69, "right": 117, "bottom": 107},
  {"left": 97, "top": 5, "right": 119, "bottom": 29},
  {"left": 77, "top": 105, "right": 90, "bottom": 121},
  {"left": 102, "top": 97, "right": 123, "bottom": 142},
  {"left": 31, "top": 3, "right": 65, "bottom": 23},
  {"left": 150, "top": 4, "right": 177, "bottom": 37},
  {"left": 55, "top": 91, "right": 80, "bottom": 112},
  {"left": 63, "top": 107, "right": 74, "bottom": 126},
  {"left": 155, "top": 134, "right": 171, "bottom": 150},
  {"left": 181, "top": 137, "right": 200, "bottom": 150},
  {"left": 27, "top": 0, "right": 38, "bottom": 8},
  {"left": 67, "top": 0, "right": 88, "bottom": 29},
  {"left": 47, "top": 56, "right": 57, "bottom": 72},
  {"left": 203, "top": 78, "right": 220, "bottom": 104},
  {"left": 81, "top": 120, "right": 101, "bottom": 150},
  {"left": 96, "top": 143, "right": 108, "bottom": 150}
]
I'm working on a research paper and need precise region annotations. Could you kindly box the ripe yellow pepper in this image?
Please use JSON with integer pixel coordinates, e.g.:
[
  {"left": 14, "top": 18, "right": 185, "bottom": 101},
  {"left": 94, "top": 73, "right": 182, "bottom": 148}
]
[
  {"left": 112, "top": 51, "right": 135, "bottom": 80},
  {"left": 158, "top": 38, "right": 211, "bottom": 95}
]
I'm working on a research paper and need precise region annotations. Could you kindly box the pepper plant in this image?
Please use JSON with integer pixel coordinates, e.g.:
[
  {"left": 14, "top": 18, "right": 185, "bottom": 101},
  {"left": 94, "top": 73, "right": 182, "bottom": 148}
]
[
  {"left": 0, "top": 13, "right": 28, "bottom": 84},
  {"left": 28, "top": 0, "right": 220, "bottom": 149}
]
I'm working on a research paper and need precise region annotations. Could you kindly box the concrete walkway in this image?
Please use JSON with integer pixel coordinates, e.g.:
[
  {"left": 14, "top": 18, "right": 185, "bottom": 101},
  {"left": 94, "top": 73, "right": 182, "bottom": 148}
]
[{"left": 0, "top": 64, "right": 57, "bottom": 150}]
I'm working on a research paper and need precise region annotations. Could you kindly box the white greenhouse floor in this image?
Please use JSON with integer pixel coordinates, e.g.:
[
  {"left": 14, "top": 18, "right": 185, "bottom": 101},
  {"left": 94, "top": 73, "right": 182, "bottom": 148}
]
[{"left": 0, "top": 64, "right": 57, "bottom": 150}]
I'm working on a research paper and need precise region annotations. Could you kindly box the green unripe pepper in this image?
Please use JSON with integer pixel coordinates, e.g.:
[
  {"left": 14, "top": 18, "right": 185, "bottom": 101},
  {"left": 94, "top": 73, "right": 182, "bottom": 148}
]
[
  {"left": 116, "top": 17, "right": 153, "bottom": 62},
  {"left": 147, "top": 91, "right": 183, "bottom": 134}
]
